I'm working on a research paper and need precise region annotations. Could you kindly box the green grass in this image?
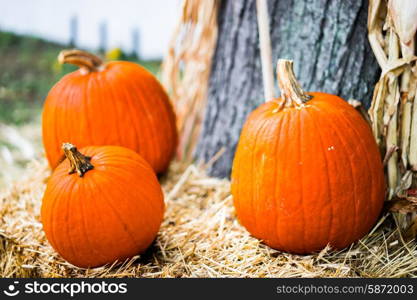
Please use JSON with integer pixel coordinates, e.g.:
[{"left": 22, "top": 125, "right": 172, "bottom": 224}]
[{"left": 0, "top": 31, "right": 161, "bottom": 125}]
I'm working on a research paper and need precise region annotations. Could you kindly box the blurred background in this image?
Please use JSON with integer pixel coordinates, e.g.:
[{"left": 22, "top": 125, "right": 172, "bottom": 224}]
[{"left": 0, "top": 0, "right": 181, "bottom": 186}]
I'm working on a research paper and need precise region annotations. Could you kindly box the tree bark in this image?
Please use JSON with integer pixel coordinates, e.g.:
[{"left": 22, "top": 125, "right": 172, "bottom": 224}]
[{"left": 197, "top": 0, "right": 380, "bottom": 178}]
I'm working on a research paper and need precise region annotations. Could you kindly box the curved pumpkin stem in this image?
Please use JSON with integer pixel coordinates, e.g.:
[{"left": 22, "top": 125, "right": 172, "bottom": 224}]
[
  {"left": 276, "top": 59, "right": 312, "bottom": 107},
  {"left": 58, "top": 49, "right": 104, "bottom": 74},
  {"left": 62, "top": 143, "right": 94, "bottom": 177}
]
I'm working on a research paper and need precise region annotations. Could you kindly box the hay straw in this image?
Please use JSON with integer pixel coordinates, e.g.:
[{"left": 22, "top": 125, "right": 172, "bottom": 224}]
[
  {"left": 1, "top": 159, "right": 416, "bottom": 278},
  {"left": 161, "top": 0, "right": 220, "bottom": 162}
]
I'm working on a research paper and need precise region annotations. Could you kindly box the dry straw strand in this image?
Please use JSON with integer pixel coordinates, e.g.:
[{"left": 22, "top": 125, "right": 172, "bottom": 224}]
[
  {"left": 368, "top": 0, "right": 417, "bottom": 231},
  {"left": 161, "top": 0, "right": 220, "bottom": 162}
]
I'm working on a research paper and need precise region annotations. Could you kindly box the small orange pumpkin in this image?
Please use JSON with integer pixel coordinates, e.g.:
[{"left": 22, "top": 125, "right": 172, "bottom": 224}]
[
  {"left": 231, "top": 59, "right": 385, "bottom": 254},
  {"left": 41, "top": 143, "right": 164, "bottom": 268},
  {"left": 42, "top": 49, "right": 177, "bottom": 173}
]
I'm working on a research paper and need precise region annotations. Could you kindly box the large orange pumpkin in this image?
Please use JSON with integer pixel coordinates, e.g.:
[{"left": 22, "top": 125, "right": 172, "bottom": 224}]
[
  {"left": 231, "top": 59, "right": 385, "bottom": 254},
  {"left": 41, "top": 143, "right": 164, "bottom": 268},
  {"left": 42, "top": 49, "right": 177, "bottom": 173}
]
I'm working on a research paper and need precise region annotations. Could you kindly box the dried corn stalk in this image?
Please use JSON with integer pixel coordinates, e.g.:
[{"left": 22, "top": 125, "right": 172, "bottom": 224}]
[
  {"left": 368, "top": 0, "right": 417, "bottom": 232},
  {"left": 161, "top": 0, "right": 220, "bottom": 162}
]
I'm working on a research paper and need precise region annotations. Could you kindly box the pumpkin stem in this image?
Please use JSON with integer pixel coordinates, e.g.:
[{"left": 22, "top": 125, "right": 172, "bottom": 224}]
[
  {"left": 276, "top": 59, "right": 312, "bottom": 107},
  {"left": 62, "top": 143, "right": 94, "bottom": 177},
  {"left": 58, "top": 49, "right": 104, "bottom": 74}
]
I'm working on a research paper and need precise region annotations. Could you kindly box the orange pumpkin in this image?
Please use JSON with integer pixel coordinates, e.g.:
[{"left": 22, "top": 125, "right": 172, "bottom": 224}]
[
  {"left": 231, "top": 59, "right": 385, "bottom": 254},
  {"left": 41, "top": 143, "right": 164, "bottom": 268},
  {"left": 42, "top": 49, "right": 177, "bottom": 173}
]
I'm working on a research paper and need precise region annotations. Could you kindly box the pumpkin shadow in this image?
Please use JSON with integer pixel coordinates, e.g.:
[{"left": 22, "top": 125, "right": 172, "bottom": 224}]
[
  {"left": 157, "top": 171, "right": 170, "bottom": 183},
  {"left": 136, "top": 238, "right": 160, "bottom": 264}
]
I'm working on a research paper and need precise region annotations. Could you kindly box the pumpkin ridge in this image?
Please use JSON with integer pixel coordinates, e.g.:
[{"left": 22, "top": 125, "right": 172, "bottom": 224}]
[
  {"left": 254, "top": 113, "right": 278, "bottom": 241},
  {"left": 282, "top": 109, "right": 304, "bottom": 250},
  {"left": 95, "top": 156, "right": 149, "bottom": 168},
  {"left": 250, "top": 116, "right": 271, "bottom": 237},
  {"left": 99, "top": 71, "right": 123, "bottom": 146},
  {"left": 298, "top": 108, "right": 326, "bottom": 252},
  {"left": 234, "top": 115, "right": 261, "bottom": 233},
  {"left": 69, "top": 178, "right": 96, "bottom": 265},
  {"left": 297, "top": 109, "right": 307, "bottom": 252},
  {"left": 106, "top": 69, "right": 140, "bottom": 150},
  {"left": 304, "top": 108, "right": 335, "bottom": 245},
  {"left": 120, "top": 64, "right": 175, "bottom": 168},
  {"left": 116, "top": 68, "right": 161, "bottom": 170},
  {"left": 96, "top": 159, "right": 162, "bottom": 246},
  {"left": 101, "top": 164, "right": 163, "bottom": 213},
  {"left": 43, "top": 174, "right": 72, "bottom": 252},
  {"left": 47, "top": 174, "right": 73, "bottom": 249},
  {"left": 55, "top": 83, "right": 74, "bottom": 162},
  {"left": 274, "top": 110, "right": 287, "bottom": 248},
  {"left": 79, "top": 178, "right": 109, "bottom": 264},
  {"left": 234, "top": 130, "right": 247, "bottom": 230},
  {"left": 313, "top": 106, "right": 360, "bottom": 247},
  {"left": 93, "top": 167, "right": 154, "bottom": 261},
  {"left": 233, "top": 121, "right": 251, "bottom": 231},
  {"left": 127, "top": 67, "right": 168, "bottom": 169},
  {"left": 133, "top": 67, "right": 177, "bottom": 162},
  {"left": 271, "top": 111, "right": 284, "bottom": 248},
  {"left": 82, "top": 73, "right": 94, "bottom": 145},
  {"left": 156, "top": 82, "right": 177, "bottom": 165},
  {"left": 110, "top": 68, "right": 142, "bottom": 155},
  {"left": 333, "top": 107, "right": 382, "bottom": 235},
  {"left": 327, "top": 107, "right": 373, "bottom": 246},
  {"left": 86, "top": 72, "right": 106, "bottom": 146},
  {"left": 62, "top": 178, "right": 82, "bottom": 264},
  {"left": 330, "top": 114, "right": 360, "bottom": 247},
  {"left": 89, "top": 172, "right": 141, "bottom": 251},
  {"left": 231, "top": 131, "right": 242, "bottom": 231},
  {"left": 71, "top": 79, "right": 86, "bottom": 154},
  {"left": 41, "top": 90, "right": 56, "bottom": 165},
  {"left": 138, "top": 72, "right": 177, "bottom": 170},
  {"left": 62, "top": 81, "right": 80, "bottom": 159},
  {"left": 275, "top": 111, "right": 290, "bottom": 248},
  {"left": 100, "top": 159, "right": 152, "bottom": 175},
  {"left": 46, "top": 82, "right": 71, "bottom": 166}
]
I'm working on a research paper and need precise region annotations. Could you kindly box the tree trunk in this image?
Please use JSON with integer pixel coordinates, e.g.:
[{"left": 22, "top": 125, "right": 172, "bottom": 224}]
[{"left": 196, "top": 0, "right": 380, "bottom": 178}]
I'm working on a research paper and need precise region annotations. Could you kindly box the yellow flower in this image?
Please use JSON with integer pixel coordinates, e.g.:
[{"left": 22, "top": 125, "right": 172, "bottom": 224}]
[{"left": 106, "top": 48, "right": 123, "bottom": 61}]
